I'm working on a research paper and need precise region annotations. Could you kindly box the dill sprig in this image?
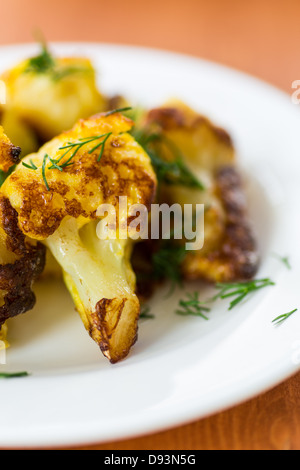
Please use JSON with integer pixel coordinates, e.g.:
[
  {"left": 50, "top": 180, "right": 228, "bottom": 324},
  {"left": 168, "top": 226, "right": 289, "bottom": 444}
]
[
  {"left": 23, "top": 133, "right": 112, "bottom": 191},
  {"left": 22, "top": 159, "right": 38, "bottom": 170},
  {"left": 59, "top": 132, "right": 112, "bottom": 162},
  {"left": 132, "top": 129, "right": 205, "bottom": 190},
  {"left": 139, "top": 305, "right": 155, "bottom": 320},
  {"left": 104, "top": 107, "right": 133, "bottom": 117},
  {"left": 176, "top": 292, "right": 210, "bottom": 320},
  {"left": 272, "top": 309, "right": 298, "bottom": 326},
  {"left": 25, "top": 42, "right": 91, "bottom": 81},
  {"left": 212, "top": 278, "right": 275, "bottom": 310},
  {"left": 42, "top": 154, "right": 50, "bottom": 191},
  {"left": 149, "top": 211, "right": 202, "bottom": 291},
  {"left": 272, "top": 253, "right": 291, "bottom": 270},
  {"left": 0, "top": 371, "right": 29, "bottom": 379},
  {"left": 152, "top": 241, "right": 187, "bottom": 292}
]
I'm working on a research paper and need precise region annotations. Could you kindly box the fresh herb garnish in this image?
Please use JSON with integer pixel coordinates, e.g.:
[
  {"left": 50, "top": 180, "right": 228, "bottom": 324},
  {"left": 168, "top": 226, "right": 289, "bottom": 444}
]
[
  {"left": 144, "top": 212, "right": 201, "bottom": 292},
  {"left": 272, "top": 253, "right": 291, "bottom": 270},
  {"left": 22, "top": 159, "right": 38, "bottom": 170},
  {"left": 133, "top": 129, "right": 205, "bottom": 191},
  {"left": 104, "top": 107, "right": 133, "bottom": 117},
  {"left": 272, "top": 308, "right": 298, "bottom": 326},
  {"left": 212, "top": 278, "right": 275, "bottom": 310},
  {"left": 176, "top": 292, "right": 210, "bottom": 320},
  {"left": 59, "top": 132, "right": 112, "bottom": 162},
  {"left": 0, "top": 371, "right": 29, "bottom": 379},
  {"left": 42, "top": 154, "right": 50, "bottom": 191},
  {"left": 25, "top": 43, "right": 55, "bottom": 74},
  {"left": 23, "top": 133, "right": 112, "bottom": 190},
  {"left": 24, "top": 42, "right": 90, "bottom": 81},
  {"left": 152, "top": 241, "right": 186, "bottom": 293},
  {"left": 140, "top": 305, "right": 155, "bottom": 320}
]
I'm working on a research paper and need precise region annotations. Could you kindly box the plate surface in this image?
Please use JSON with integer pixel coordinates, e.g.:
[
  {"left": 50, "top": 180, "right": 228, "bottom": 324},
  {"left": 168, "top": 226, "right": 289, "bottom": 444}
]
[{"left": 0, "top": 43, "right": 300, "bottom": 448}]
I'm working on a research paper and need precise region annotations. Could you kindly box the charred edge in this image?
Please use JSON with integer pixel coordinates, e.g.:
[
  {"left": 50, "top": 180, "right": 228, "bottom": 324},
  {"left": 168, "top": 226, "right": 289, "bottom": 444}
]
[
  {"left": 0, "top": 243, "right": 46, "bottom": 327},
  {"left": 0, "top": 196, "right": 26, "bottom": 256},
  {"left": 215, "top": 166, "right": 259, "bottom": 280},
  {"left": 209, "top": 125, "right": 233, "bottom": 148},
  {"left": 106, "top": 95, "right": 126, "bottom": 111},
  {"left": 146, "top": 107, "right": 234, "bottom": 148},
  {"left": 146, "top": 107, "right": 186, "bottom": 130},
  {"left": 92, "top": 298, "right": 133, "bottom": 364},
  {"left": 10, "top": 146, "right": 22, "bottom": 164}
]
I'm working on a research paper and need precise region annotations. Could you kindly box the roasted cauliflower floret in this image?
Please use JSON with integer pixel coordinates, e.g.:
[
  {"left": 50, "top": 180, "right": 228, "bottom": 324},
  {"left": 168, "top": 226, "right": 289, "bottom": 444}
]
[
  {"left": 2, "top": 112, "right": 157, "bottom": 362},
  {"left": 140, "top": 100, "right": 259, "bottom": 283},
  {"left": 1, "top": 44, "right": 107, "bottom": 141}
]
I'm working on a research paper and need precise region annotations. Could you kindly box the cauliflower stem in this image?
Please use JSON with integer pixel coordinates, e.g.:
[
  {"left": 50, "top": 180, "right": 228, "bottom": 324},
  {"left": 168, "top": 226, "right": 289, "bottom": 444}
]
[{"left": 46, "top": 218, "right": 139, "bottom": 363}]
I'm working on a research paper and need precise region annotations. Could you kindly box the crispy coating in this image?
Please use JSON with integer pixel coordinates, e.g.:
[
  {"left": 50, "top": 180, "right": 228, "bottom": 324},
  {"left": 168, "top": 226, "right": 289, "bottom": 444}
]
[
  {"left": 144, "top": 100, "right": 259, "bottom": 282},
  {"left": 2, "top": 113, "right": 156, "bottom": 240},
  {"left": 0, "top": 126, "right": 21, "bottom": 172},
  {"left": 183, "top": 167, "right": 259, "bottom": 282},
  {"left": 0, "top": 195, "right": 46, "bottom": 330}
]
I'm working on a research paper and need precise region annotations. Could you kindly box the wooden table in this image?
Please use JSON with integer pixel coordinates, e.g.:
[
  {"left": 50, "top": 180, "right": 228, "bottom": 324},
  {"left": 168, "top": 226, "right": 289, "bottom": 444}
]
[{"left": 1, "top": 0, "right": 299, "bottom": 451}]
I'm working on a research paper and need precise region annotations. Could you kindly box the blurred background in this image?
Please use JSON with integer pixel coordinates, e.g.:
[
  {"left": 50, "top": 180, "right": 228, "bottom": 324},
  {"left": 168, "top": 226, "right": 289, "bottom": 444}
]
[{"left": 0, "top": 0, "right": 297, "bottom": 92}]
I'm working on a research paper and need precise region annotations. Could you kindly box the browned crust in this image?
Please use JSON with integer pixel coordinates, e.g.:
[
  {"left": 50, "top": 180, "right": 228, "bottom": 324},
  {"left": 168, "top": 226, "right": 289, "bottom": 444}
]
[
  {"left": 215, "top": 167, "right": 259, "bottom": 279},
  {"left": 146, "top": 107, "right": 234, "bottom": 149},
  {"left": 0, "top": 196, "right": 46, "bottom": 328},
  {"left": 183, "top": 166, "right": 259, "bottom": 282},
  {"left": 6, "top": 116, "right": 157, "bottom": 240},
  {"left": 0, "top": 196, "right": 28, "bottom": 256},
  {"left": 147, "top": 107, "right": 186, "bottom": 130},
  {"left": 90, "top": 298, "right": 138, "bottom": 364},
  {"left": 0, "top": 141, "right": 21, "bottom": 173},
  {"left": 10, "top": 149, "right": 156, "bottom": 239}
]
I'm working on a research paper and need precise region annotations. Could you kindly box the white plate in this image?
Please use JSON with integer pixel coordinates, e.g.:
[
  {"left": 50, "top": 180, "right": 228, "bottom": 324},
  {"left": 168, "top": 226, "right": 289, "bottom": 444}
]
[{"left": 0, "top": 43, "right": 300, "bottom": 449}]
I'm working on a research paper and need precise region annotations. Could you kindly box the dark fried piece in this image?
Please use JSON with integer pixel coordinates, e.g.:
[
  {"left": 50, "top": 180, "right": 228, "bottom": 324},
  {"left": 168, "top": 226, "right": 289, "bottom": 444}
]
[
  {"left": 182, "top": 166, "right": 259, "bottom": 282},
  {"left": 0, "top": 196, "right": 46, "bottom": 329}
]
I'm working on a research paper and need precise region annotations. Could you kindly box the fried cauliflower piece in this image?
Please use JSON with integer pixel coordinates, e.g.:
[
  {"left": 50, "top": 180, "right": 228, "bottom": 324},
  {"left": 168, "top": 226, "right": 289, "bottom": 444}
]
[
  {"left": 2, "top": 112, "right": 157, "bottom": 363},
  {"left": 1, "top": 45, "right": 107, "bottom": 141},
  {"left": 0, "top": 195, "right": 46, "bottom": 346},
  {"left": 142, "top": 100, "right": 259, "bottom": 282},
  {"left": 0, "top": 131, "right": 43, "bottom": 348},
  {"left": 0, "top": 132, "right": 43, "bottom": 349}
]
